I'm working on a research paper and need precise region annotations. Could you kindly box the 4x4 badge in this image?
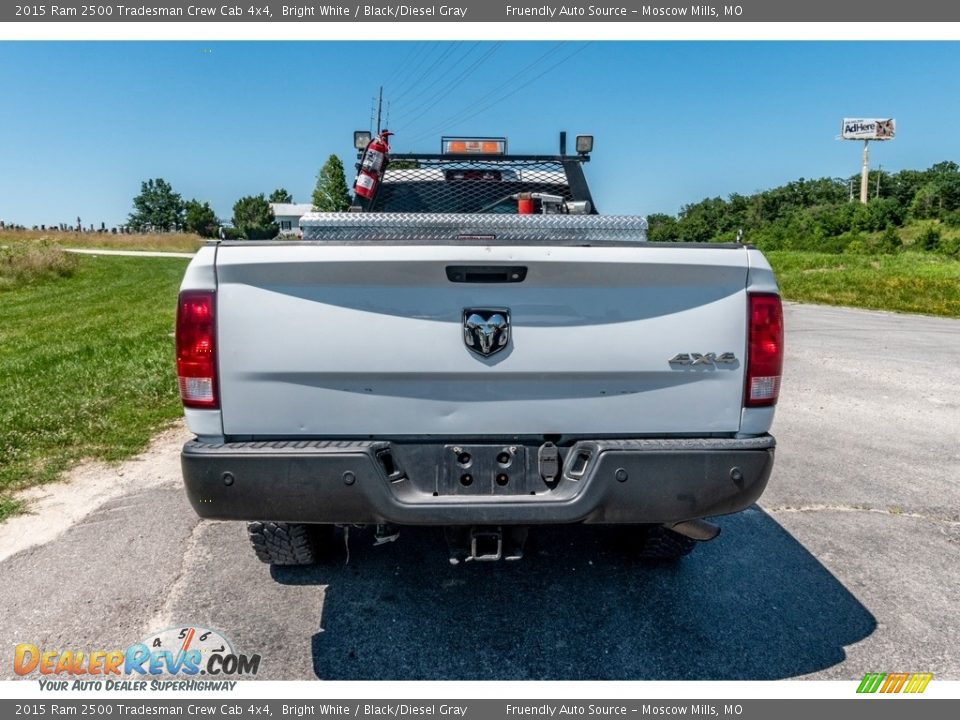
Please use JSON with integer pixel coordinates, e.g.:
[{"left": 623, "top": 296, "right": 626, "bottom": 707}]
[
  {"left": 463, "top": 308, "right": 510, "bottom": 357},
  {"left": 669, "top": 352, "right": 738, "bottom": 366}
]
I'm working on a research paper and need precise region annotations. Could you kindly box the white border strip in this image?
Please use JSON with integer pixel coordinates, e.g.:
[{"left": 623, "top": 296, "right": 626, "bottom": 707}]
[{"left": 1, "top": 21, "right": 958, "bottom": 41}]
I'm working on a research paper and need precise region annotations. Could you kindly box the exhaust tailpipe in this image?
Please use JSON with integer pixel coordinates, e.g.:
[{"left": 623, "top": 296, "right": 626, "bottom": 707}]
[{"left": 667, "top": 519, "right": 721, "bottom": 542}]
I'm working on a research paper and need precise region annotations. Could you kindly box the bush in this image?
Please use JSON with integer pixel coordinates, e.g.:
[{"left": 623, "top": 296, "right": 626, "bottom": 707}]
[
  {"left": 0, "top": 240, "right": 79, "bottom": 291},
  {"left": 818, "top": 231, "right": 861, "bottom": 254},
  {"left": 843, "top": 239, "right": 871, "bottom": 255},
  {"left": 918, "top": 225, "right": 942, "bottom": 251},
  {"left": 876, "top": 225, "right": 903, "bottom": 255},
  {"left": 936, "top": 235, "right": 960, "bottom": 257},
  {"left": 866, "top": 198, "right": 904, "bottom": 231}
]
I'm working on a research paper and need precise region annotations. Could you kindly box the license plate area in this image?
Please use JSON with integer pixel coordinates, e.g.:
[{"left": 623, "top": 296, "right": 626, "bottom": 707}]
[{"left": 441, "top": 444, "right": 532, "bottom": 496}]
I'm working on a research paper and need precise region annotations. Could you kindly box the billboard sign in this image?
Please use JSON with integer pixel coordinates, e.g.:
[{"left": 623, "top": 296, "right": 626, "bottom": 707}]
[{"left": 842, "top": 118, "right": 896, "bottom": 140}]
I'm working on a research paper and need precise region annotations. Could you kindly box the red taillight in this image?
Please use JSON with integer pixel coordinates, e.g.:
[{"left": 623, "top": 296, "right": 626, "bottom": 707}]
[
  {"left": 745, "top": 293, "right": 783, "bottom": 407},
  {"left": 176, "top": 290, "right": 218, "bottom": 409}
]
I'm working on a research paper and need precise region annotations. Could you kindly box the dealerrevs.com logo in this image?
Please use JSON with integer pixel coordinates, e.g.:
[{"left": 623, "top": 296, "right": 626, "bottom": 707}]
[
  {"left": 14, "top": 626, "right": 260, "bottom": 690},
  {"left": 857, "top": 673, "right": 933, "bottom": 694}
]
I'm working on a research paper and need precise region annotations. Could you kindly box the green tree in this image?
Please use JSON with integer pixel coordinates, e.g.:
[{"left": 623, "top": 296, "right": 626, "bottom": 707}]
[
  {"left": 887, "top": 169, "right": 926, "bottom": 209},
  {"left": 269, "top": 188, "right": 293, "bottom": 203},
  {"left": 128, "top": 178, "right": 185, "bottom": 231},
  {"left": 677, "top": 197, "right": 727, "bottom": 243},
  {"left": 910, "top": 183, "right": 942, "bottom": 220},
  {"left": 312, "top": 155, "right": 351, "bottom": 211},
  {"left": 232, "top": 194, "right": 279, "bottom": 240},
  {"left": 646, "top": 213, "right": 680, "bottom": 242},
  {"left": 184, "top": 200, "right": 220, "bottom": 238}
]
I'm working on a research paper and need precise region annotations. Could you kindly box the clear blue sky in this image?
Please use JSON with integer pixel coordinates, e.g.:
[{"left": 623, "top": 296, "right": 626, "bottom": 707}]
[{"left": 2, "top": 41, "right": 959, "bottom": 227}]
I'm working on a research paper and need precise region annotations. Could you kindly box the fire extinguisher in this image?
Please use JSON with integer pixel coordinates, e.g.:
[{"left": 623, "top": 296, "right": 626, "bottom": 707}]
[{"left": 354, "top": 130, "right": 393, "bottom": 200}]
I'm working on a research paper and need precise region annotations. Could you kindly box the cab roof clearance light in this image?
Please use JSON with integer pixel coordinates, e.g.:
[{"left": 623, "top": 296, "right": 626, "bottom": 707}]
[{"left": 442, "top": 137, "right": 507, "bottom": 155}]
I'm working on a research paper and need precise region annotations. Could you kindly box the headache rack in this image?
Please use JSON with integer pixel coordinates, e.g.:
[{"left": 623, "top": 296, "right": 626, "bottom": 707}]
[
  {"left": 351, "top": 149, "right": 598, "bottom": 215},
  {"left": 310, "top": 133, "right": 651, "bottom": 241}
]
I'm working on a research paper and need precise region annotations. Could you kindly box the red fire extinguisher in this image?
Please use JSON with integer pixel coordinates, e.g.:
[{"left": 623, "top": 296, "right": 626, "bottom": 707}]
[{"left": 354, "top": 130, "right": 393, "bottom": 200}]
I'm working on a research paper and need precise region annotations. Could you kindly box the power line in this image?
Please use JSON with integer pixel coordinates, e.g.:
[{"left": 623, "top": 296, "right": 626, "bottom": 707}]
[
  {"left": 410, "top": 43, "right": 592, "bottom": 145},
  {"left": 404, "top": 43, "right": 573, "bottom": 144},
  {"left": 393, "top": 43, "right": 440, "bottom": 102},
  {"left": 390, "top": 42, "right": 481, "bottom": 114},
  {"left": 405, "top": 43, "right": 568, "bottom": 141},
  {"left": 384, "top": 43, "right": 432, "bottom": 95},
  {"left": 389, "top": 42, "right": 462, "bottom": 107},
  {"left": 382, "top": 43, "right": 425, "bottom": 89}
]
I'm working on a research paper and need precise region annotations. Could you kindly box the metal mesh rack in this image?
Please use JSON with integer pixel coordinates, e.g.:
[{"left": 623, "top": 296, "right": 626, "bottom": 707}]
[
  {"left": 367, "top": 157, "right": 575, "bottom": 214},
  {"left": 351, "top": 150, "right": 599, "bottom": 215}
]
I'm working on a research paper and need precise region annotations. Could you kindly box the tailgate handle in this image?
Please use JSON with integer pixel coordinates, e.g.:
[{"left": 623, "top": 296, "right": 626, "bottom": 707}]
[{"left": 446, "top": 265, "right": 527, "bottom": 283}]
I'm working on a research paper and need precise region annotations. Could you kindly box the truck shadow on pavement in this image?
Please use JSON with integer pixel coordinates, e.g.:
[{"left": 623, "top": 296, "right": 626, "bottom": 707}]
[{"left": 271, "top": 506, "right": 876, "bottom": 680}]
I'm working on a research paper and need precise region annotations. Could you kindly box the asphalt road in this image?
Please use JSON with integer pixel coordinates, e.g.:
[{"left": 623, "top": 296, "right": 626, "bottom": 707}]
[{"left": 1, "top": 302, "right": 958, "bottom": 681}]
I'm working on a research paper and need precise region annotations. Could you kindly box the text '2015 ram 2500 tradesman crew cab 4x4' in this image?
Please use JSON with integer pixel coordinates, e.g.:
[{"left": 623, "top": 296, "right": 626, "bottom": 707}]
[{"left": 176, "top": 134, "right": 783, "bottom": 565}]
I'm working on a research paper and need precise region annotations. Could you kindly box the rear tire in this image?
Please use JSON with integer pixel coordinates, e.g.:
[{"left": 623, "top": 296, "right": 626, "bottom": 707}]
[
  {"left": 247, "top": 521, "right": 331, "bottom": 566},
  {"left": 633, "top": 525, "right": 698, "bottom": 561}
]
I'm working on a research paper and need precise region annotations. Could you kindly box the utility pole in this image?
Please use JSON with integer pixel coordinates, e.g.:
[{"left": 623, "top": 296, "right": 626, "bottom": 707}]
[{"left": 375, "top": 86, "right": 383, "bottom": 134}]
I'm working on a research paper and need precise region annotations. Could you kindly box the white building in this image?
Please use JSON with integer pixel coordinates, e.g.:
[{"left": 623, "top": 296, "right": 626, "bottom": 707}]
[{"left": 269, "top": 203, "right": 314, "bottom": 236}]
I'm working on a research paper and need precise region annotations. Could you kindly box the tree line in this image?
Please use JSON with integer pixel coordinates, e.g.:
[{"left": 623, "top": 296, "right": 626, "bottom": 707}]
[
  {"left": 647, "top": 161, "right": 960, "bottom": 255},
  {"left": 127, "top": 155, "right": 351, "bottom": 238}
]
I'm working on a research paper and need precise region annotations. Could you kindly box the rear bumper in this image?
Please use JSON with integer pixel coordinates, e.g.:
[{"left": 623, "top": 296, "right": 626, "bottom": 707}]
[{"left": 181, "top": 436, "right": 775, "bottom": 525}]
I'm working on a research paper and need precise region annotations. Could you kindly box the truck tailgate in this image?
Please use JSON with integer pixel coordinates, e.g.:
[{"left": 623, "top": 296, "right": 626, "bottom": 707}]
[{"left": 214, "top": 244, "right": 749, "bottom": 436}]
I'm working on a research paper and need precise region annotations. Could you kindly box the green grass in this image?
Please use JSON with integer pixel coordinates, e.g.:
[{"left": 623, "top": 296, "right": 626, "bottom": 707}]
[
  {"left": 0, "top": 254, "right": 190, "bottom": 521},
  {"left": 768, "top": 250, "right": 960, "bottom": 317}
]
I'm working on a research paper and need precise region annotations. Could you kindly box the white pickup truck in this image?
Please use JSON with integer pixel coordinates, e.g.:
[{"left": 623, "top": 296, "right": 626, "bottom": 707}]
[{"left": 176, "top": 136, "right": 783, "bottom": 564}]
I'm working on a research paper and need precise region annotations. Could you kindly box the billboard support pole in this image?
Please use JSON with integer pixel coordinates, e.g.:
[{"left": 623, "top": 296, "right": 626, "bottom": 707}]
[{"left": 860, "top": 140, "right": 870, "bottom": 204}]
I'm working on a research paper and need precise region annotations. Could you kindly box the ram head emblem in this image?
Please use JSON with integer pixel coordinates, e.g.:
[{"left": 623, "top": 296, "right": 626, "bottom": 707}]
[{"left": 463, "top": 309, "right": 511, "bottom": 357}]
